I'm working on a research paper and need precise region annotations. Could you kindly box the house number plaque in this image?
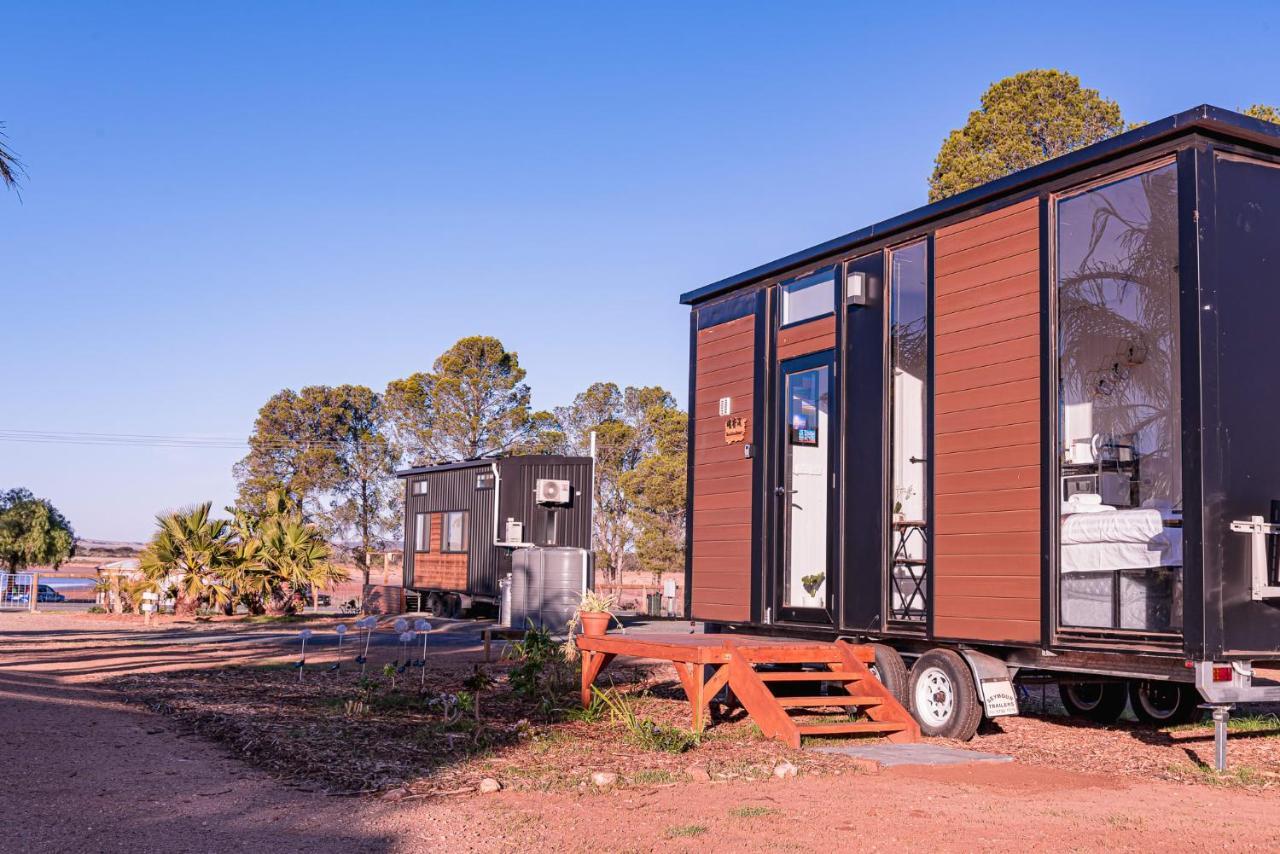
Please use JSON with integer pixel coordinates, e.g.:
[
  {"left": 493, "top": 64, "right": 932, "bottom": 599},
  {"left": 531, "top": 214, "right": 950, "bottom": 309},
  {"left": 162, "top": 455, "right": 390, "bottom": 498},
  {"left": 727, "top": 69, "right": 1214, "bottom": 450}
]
[{"left": 724, "top": 416, "right": 748, "bottom": 444}]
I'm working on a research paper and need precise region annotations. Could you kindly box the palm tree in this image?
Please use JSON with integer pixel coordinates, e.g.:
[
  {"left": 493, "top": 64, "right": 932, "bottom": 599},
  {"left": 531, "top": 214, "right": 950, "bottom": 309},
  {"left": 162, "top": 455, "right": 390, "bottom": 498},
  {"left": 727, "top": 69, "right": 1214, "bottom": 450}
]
[
  {"left": 139, "top": 503, "right": 237, "bottom": 616},
  {"left": 0, "top": 123, "right": 23, "bottom": 191},
  {"left": 254, "top": 516, "right": 343, "bottom": 615}
]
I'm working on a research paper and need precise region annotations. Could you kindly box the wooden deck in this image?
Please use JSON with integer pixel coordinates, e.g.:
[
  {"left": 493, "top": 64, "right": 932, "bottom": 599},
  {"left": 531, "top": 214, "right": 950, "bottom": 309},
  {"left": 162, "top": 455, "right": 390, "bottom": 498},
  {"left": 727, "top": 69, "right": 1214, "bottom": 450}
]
[{"left": 575, "top": 632, "right": 919, "bottom": 747}]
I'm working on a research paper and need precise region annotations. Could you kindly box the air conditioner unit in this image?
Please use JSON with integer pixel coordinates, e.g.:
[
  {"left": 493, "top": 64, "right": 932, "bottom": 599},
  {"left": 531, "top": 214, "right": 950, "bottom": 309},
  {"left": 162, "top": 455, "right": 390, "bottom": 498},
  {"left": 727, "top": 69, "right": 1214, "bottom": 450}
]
[{"left": 535, "top": 478, "right": 572, "bottom": 505}]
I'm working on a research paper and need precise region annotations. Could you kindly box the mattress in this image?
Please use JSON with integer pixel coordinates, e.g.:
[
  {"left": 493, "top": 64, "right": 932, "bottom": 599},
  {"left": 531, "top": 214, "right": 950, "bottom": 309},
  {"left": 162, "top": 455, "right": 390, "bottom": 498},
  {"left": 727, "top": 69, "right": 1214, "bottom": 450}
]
[
  {"left": 1060, "top": 527, "right": 1182, "bottom": 572},
  {"left": 1061, "top": 508, "right": 1165, "bottom": 545}
]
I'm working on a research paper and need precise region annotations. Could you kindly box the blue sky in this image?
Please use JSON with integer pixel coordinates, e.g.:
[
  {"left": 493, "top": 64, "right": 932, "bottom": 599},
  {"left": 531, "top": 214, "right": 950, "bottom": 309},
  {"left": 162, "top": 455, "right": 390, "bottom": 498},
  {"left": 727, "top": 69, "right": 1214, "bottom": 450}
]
[{"left": 5, "top": 1, "right": 1278, "bottom": 541}]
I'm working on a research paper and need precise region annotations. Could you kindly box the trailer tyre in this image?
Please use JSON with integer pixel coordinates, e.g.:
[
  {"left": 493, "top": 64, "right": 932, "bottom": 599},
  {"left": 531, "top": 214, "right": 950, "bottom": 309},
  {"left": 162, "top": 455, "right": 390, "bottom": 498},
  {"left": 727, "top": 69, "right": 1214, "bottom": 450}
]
[
  {"left": 1058, "top": 681, "right": 1128, "bottom": 723},
  {"left": 865, "top": 643, "right": 909, "bottom": 706},
  {"left": 908, "top": 649, "right": 983, "bottom": 741},
  {"left": 1128, "top": 680, "right": 1203, "bottom": 726}
]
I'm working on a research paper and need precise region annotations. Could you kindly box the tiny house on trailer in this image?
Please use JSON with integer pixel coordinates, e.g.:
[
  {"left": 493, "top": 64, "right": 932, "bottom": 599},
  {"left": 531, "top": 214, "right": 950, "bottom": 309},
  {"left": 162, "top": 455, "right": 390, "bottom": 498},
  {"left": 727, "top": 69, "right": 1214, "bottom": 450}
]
[
  {"left": 681, "top": 105, "right": 1280, "bottom": 741},
  {"left": 398, "top": 455, "right": 593, "bottom": 617}
]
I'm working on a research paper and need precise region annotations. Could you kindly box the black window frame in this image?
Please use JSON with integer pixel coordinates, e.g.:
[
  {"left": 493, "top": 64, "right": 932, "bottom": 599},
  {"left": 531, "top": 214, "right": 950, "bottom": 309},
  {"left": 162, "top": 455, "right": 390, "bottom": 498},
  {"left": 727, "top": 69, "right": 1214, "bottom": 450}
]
[
  {"left": 778, "top": 265, "right": 838, "bottom": 330},
  {"left": 413, "top": 512, "right": 431, "bottom": 553},
  {"left": 441, "top": 510, "right": 469, "bottom": 553},
  {"left": 411, "top": 480, "right": 429, "bottom": 496}
]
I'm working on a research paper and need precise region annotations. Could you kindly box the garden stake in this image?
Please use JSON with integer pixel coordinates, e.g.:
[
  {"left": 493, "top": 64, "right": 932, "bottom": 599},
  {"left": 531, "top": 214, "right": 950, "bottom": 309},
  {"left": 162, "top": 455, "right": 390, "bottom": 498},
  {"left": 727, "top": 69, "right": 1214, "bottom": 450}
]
[
  {"left": 330, "top": 623, "right": 347, "bottom": 672},
  {"left": 358, "top": 616, "right": 375, "bottom": 676},
  {"left": 415, "top": 619, "right": 432, "bottom": 689},
  {"left": 296, "top": 629, "right": 313, "bottom": 682}
]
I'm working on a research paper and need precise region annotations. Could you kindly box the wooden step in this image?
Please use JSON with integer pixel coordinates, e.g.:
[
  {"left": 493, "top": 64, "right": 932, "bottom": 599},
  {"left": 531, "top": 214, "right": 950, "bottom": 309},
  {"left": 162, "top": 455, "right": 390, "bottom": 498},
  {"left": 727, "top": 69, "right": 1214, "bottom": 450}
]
[
  {"left": 775, "top": 695, "right": 885, "bottom": 708},
  {"left": 795, "top": 721, "right": 908, "bottom": 737},
  {"left": 738, "top": 644, "right": 876, "bottom": 665},
  {"left": 757, "top": 670, "right": 861, "bottom": 683}
]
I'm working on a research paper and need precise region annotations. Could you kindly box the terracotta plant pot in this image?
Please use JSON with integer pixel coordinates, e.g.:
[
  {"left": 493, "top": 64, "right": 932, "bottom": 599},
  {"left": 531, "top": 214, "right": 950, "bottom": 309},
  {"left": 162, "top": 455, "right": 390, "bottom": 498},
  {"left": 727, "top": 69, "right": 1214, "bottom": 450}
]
[{"left": 579, "top": 610, "right": 611, "bottom": 637}]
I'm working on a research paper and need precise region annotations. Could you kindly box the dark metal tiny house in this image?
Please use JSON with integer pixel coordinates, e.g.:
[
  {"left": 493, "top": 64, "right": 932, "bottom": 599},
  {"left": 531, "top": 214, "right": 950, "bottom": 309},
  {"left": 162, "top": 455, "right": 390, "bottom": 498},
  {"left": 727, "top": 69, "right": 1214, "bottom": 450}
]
[
  {"left": 681, "top": 106, "right": 1280, "bottom": 738},
  {"left": 398, "top": 455, "right": 593, "bottom": 616}
]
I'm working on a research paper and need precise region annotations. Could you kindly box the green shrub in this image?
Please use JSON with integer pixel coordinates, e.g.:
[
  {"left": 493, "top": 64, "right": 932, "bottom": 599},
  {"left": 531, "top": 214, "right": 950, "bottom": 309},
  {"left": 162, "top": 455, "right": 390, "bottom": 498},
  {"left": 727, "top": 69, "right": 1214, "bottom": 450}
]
[{"left": 594, "top": 686, "right": 701, "bottom": 753}]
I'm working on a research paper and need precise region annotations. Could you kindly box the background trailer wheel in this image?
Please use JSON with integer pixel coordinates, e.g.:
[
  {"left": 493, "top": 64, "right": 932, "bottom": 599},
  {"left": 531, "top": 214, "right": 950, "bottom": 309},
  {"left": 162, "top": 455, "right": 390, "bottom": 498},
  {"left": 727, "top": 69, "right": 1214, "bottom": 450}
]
[
  {"left": 865, "top": 643, "right": 910, "bottom": 706},
  {"left": 1058, "top": 681, "right": 1129, "bottom": 723},
  {"left": 1129, "top": 680, "right": 1203, "bottom": 726},
  {"left": 908, "top": 648, "right": 983, "bottom": 741}
]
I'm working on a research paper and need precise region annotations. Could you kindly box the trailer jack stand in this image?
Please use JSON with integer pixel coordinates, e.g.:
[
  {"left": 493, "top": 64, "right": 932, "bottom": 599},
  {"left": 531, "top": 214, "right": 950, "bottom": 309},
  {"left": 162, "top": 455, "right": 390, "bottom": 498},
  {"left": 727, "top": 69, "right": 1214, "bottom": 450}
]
[{"left": 1205, "top": 704, "right": 1233, "bottom": 772}]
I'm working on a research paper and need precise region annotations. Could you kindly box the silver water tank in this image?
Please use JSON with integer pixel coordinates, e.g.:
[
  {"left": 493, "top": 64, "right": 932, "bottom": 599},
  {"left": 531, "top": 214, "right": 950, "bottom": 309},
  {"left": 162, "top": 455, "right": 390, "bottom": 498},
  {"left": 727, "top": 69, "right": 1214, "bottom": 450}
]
[{"left": 510, "top": 547, "right": 591, "bottom": 633}]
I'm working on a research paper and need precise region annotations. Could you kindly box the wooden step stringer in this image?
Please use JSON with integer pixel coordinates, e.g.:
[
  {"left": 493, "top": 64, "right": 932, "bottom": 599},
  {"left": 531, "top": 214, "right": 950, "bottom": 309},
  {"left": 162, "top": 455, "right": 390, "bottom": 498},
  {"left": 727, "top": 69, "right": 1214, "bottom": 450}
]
[{"left": 724, "top": 640, "right": 921, "bottom": 749}]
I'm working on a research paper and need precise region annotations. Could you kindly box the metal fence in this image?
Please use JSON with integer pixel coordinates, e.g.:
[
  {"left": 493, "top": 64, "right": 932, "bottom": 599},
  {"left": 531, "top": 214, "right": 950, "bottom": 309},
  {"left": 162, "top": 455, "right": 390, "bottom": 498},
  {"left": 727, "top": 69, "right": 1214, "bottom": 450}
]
[{"left": 0, "top": 573, "right": 37, "bottom": 611}]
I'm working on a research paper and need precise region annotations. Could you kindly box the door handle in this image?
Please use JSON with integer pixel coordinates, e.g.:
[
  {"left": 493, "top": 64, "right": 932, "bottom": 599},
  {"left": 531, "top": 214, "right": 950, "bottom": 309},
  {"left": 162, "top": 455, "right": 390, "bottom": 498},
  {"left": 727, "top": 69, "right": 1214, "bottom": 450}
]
[{"left": 774, "top": 487, "right": 797, "bottom": 496}]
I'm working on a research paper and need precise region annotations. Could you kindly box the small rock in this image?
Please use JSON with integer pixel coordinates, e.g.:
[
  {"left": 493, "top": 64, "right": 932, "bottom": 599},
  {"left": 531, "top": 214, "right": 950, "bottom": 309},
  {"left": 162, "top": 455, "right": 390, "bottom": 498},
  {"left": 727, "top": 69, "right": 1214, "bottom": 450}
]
[
  {"left": 380, "top": 787, "right": 409, "bottom": 802},
  {"left": 772, "top": 760, "right": 798, "bottom": 779},
  {"left": 685, "top": 766, "right": 711, "bottom": 783},
  {"left": 478, "top": 778, "right": 502, "bottom": 794},
  {"left": 590, "top": 771, "right": 618, "bottom": 788}
]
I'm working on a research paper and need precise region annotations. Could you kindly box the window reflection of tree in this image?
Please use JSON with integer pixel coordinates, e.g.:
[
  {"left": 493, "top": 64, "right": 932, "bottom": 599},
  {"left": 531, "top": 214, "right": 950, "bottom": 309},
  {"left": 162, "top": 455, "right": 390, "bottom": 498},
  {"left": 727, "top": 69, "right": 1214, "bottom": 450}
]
[{"left": 1058, "top": 164, "right": 1180, "bottom": 504}]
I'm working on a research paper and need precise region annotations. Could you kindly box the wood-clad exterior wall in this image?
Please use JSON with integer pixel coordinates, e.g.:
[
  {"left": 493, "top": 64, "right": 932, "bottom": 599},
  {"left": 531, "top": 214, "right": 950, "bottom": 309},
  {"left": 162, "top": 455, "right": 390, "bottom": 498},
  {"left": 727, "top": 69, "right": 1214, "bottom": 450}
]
[
  {"left": 690, "top": 314, "right": 756, "bottom": 622},
  {"left": 412, "top": 512, "right": 469, "bottom": 591},
  {"left": 777, "top": 315, "right": 836, "bottom": 361},
  {"left": 932, "top": 198, "right": 1042, "bottom": 643}
]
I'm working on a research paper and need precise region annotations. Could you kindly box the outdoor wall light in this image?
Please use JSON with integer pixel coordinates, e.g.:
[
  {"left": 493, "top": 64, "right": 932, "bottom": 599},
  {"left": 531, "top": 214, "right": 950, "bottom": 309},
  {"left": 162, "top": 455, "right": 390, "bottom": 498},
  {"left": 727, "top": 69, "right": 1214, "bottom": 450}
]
[{"left": 846, "top": 270, "right": 868, "bottom": 305}]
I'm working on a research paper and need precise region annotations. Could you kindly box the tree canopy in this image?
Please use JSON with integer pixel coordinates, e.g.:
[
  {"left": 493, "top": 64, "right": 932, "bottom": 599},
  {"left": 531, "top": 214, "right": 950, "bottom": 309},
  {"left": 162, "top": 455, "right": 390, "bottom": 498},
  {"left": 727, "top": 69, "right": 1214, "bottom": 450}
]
[
  {"left": 544, "top": 383, "right": 686, "bottom": 591},
  {"left": 1245, "top": 104, "right": 1280, "bottom": 124},
  {"left": 234, "top": 384, "right": 399, "bottom": 585},
  {"left": 0, "top": 122, "right": 22, "bottom": 192},
  {"left": 0, "top": 488, "right": 75, "bottom": 571},
  {"left": 384, "top": 335, "right": 546, "bottom": 463},
  {"left": 928, "top": 70, "right": 1127, "bottom": 202}
]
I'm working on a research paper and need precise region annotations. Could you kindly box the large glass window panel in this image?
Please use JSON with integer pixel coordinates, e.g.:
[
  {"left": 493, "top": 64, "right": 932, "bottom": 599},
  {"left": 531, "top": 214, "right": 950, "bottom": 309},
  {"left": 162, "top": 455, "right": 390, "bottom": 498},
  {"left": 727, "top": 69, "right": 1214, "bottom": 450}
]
[
  {"left": 783, "top": 364, "right": 830, "bottom": 608},
  {"left": 888, "top": 240, "right": 929, "bottom": 622},
  {"left": 443, "top": 511, "right": 468, "bottom": 553},
  {"left": 413, "top": 512, "right": 430, "bottom": 553},
  {"left": 1055, "top": 162, "right": 1182, "bottom": 632},
  {"left": 781, "top": 269, "right": 835, "bottom": 325}
]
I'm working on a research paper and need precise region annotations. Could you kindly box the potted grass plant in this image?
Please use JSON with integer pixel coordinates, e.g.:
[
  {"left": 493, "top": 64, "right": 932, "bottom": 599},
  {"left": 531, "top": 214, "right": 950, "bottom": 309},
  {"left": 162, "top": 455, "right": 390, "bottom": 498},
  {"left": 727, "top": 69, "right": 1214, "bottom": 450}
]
[{"left": 572, "top": 589, "right": 620, "bottom": 637}]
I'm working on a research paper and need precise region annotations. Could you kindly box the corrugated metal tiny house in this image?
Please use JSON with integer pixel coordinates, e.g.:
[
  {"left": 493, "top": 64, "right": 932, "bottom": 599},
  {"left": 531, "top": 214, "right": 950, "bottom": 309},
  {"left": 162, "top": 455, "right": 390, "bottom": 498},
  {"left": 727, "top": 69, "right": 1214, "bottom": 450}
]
[
  {"left": 679, "top": 106, "right": 1280, "bottom": 685},
  {"left": 398, "top": 455, "right": 593, "bottom": 615}
]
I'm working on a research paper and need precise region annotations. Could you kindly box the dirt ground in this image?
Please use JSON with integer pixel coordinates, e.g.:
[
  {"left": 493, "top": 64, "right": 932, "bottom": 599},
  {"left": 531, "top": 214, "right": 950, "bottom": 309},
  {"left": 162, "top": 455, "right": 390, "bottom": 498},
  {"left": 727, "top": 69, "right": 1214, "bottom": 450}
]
[{"left": 3, "top": 611, "right": 1280, "bottom": 853}]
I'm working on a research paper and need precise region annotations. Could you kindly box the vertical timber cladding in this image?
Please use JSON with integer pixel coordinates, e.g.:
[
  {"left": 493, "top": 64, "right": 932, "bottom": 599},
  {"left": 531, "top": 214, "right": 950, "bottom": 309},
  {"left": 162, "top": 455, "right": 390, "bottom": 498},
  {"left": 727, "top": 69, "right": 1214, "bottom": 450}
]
[
  {"left": 932, "top": 198, "right": 1041, "bottom": 643},
  {"left": 691, "top": 312, "right": 756, "bottom": 622}
]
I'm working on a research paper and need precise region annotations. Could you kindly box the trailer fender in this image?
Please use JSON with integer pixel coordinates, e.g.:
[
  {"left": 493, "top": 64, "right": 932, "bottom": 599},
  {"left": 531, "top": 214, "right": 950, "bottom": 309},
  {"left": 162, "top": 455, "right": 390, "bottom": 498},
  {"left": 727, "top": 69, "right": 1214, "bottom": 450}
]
[{"left": 958, "top": 649, "right": 1019, "bottom": 718}]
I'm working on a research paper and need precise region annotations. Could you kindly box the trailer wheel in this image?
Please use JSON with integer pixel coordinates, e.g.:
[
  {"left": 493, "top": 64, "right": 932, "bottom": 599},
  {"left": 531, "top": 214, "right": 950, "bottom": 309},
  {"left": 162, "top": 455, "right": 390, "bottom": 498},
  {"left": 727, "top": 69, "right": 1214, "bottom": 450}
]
[
  {"left": 426, "top": 593, "right": 444, "bottom": 616},
  {"left": 908, "top": 649, "right": 983, "bottom": 741},
  {"left": 1058, "top": 681, "right": 1128, "bottom": 723},
  {"left": 445, "top": 594, "right": 463, "bottom": 619},
  {"left": 865, "top": 643, "right": 909, "bottom": 706},
  {"left": 1128, "top": 680, "right": 1203, "bottom": 726}
]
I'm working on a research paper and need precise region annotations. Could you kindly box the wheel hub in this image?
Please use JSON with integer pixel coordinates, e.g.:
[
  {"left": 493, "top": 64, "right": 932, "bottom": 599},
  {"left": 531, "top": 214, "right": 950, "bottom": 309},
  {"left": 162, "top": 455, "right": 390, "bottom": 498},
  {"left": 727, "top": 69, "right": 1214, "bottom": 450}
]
[{"left": 915, "top": 667, "right": 955, "bottom": 726}]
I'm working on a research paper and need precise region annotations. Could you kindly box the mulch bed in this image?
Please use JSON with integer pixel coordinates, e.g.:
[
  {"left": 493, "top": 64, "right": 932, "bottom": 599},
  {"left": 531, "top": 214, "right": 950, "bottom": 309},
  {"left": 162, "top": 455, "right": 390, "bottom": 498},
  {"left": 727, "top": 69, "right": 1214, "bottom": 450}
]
[
  {"left": 111, "top": 651, "right": 1280, "bottom": 797},
  {"left": 109, "top": 651, "right": 854, "bottom": 798}
]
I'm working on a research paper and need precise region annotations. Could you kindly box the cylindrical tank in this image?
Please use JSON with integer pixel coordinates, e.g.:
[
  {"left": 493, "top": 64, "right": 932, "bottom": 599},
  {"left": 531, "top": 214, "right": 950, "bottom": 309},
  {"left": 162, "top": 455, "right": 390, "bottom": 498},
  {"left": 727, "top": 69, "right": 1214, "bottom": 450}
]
[
  {"left": 510, "top": 547, "right": 590, "bottom": 632},
  {"left": 498, "top": 573, "right": 513, "bottom": 628}
]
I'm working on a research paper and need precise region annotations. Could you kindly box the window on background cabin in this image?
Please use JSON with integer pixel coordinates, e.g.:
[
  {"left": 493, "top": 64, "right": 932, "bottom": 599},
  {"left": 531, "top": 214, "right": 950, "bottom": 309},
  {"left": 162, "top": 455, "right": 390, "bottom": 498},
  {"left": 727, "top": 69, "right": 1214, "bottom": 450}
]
[
  {"left": 887, "top": 240, "right": 929, "bottom": 623},
  {"left": 413, "top": 513, "right": 430, "bottom": 552},
  {"left": 443, "top": 511, "right": 468, "bottom": 552},
  {"left": 412, "top": 480, "right": 428, "bottom": 495},
  {"left": 780, "top": 268, "right": 835, "bottom": 325},
  {"left": 1055, "top": 161, "right": 1182, "bottom": 633},
  {"left": 475, "top": 471, "right": 495, "bottom": 489}
]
